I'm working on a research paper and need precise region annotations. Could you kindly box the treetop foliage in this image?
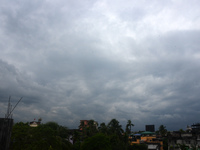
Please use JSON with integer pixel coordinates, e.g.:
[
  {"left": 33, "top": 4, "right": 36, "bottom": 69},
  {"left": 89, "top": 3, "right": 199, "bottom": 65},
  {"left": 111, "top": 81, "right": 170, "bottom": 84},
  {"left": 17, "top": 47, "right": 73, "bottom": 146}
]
[{"left": 10, "top": 119, "right": 149, "bottom": 150}]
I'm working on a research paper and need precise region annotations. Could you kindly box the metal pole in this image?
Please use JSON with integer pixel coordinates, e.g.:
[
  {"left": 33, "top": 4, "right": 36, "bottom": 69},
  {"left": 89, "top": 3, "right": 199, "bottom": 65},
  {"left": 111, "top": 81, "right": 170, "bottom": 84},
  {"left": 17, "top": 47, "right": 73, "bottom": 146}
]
[{"left": 6, "top": 97, "right": 23, "bottom": 119}]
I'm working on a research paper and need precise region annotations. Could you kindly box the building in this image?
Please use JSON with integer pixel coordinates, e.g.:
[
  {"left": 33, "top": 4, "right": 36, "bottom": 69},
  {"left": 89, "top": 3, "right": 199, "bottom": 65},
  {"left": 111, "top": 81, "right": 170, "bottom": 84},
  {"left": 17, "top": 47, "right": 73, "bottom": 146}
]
[
  {"left": 146, "top": 125, "right": 155, "bottom": 132},
  {"left": 168, "top": 132, "right": 200, "bottom": 150},
  {"left": 129, "top": 131, "right": 163, "bottom": 150},
  {"left": 79, "top": 120, "right": 98, "bottom": 131},
  {"left": 191, "top": 123, "right": 200, "bottom": 134},
  {"left": 68, "top": 129, "right": 80, "bottom": 144},
  {"left": 0, "top": 118, "right": 13, "bottom": 150},
  {"left": 29, "top": 118, "right": 41, "bottom": 127},
  {"left": 168, "top": 123, "right": 200, "bottom": 150}
]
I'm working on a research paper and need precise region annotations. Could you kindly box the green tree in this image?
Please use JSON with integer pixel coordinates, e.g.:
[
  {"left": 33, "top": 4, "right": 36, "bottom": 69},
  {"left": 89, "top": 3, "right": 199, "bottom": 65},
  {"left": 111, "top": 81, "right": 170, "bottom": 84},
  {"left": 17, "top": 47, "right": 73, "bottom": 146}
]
[
  {"left": 107, "top": 119, "right": 124, "bottom": 136},
  {"left": 157, "top": 125, "right": 168, "bottom": 150},
  {"left": 178, "top": 144, "right": 188, "bottom": 150},
  {"left": 79, "top": 121, "right": 85, "bottom": 130},
  {"left": 126, "top": 120, "right": 134, "bottom": 134},
  {"left": 99, "top": 122, "right": 108, "bottom": 134},
  {"left": 158, "top": 125, "right": 167, "bottom": 137},
  {"left": 10, "top": 122, "right": 30, "bottom": 150},
  {"left": 107, "top": 119, "right": 126, "bottom": 150},
  {"left": 79, "top": 120, "right": 98, "bottom": 140},
  {"left": 109, "top": 134, "right": 124, "bottom": 150},
  {"left": 45, "top": 121, "right": 60, "bottom": 131},
  {"left": 80, "top": 133, "right": 111, "bottom": 150},
  {"left": 43, "top": 122, "right": 72, "bottom": 149},
  {"left": 10, "top": 122, "right": 72, "bottom": 150},
  {"left": 71, "top": 130, "right": 81, "bottom": 150},
  {"left": 179, "top": 129, "right": 185, "bottom": 133},
  {"left": 87, "top": 120, "right": 98, "bottom": 137}
]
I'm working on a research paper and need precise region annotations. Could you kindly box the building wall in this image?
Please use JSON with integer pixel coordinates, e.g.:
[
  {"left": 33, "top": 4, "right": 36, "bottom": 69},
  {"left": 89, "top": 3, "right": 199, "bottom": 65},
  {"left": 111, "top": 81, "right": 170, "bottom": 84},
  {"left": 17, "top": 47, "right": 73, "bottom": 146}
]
[
  {"left": 130, "top": 135, "right": 163, "bottom": 150},
  {"left": 168, "top": 132, "right": 200, "bottom": 150},
  {"left": 0, "top": 118, "right": 13, "bottom": 150},
  {"left": 146, "top": 125, "right": 155, "bottom": 132},
  {"left": 79, "top": 120, "right": 98, "bottom": 131}
]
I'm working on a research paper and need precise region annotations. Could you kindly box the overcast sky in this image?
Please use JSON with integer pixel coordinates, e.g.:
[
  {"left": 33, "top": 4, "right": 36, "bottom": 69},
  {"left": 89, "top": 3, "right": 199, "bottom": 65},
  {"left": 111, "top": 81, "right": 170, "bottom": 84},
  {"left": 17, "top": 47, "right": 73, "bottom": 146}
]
[{"left": 0, "top": 0, "right": 200, "bottom": 131}]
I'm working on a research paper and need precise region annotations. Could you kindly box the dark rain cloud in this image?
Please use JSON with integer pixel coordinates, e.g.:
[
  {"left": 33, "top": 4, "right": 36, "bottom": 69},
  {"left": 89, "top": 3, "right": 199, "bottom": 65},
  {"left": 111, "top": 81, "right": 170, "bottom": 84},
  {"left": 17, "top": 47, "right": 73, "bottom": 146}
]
[{"left": 0, "top": 0, "right": 200, "bottom": 131}]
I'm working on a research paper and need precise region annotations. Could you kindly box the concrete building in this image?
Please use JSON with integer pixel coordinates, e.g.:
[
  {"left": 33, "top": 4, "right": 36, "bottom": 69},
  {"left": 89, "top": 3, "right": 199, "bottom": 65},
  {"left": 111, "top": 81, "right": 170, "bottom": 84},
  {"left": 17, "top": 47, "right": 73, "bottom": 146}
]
[
  {"left": 129, "top": 131, "right": 163, "bottom": 150},
  {"left": 168, "top": 123, "right": 200, "bottom": 150},
  {"left": 146, "top": 125, "right": 155, "bottom": 132}
]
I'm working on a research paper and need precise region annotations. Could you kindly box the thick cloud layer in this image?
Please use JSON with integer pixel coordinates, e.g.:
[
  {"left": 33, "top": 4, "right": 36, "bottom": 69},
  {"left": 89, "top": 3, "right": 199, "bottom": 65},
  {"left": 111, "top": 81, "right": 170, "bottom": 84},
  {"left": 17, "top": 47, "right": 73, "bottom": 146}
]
[{"left": 0, "top": 0, "right": 200, "bottom": 131}]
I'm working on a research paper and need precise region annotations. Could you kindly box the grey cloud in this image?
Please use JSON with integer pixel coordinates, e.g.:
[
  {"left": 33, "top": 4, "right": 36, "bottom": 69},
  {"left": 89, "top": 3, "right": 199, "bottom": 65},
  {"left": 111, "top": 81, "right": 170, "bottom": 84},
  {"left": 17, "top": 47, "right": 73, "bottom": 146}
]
[{"left": 1, "top": 0, "right": 200, "bottom": 131}]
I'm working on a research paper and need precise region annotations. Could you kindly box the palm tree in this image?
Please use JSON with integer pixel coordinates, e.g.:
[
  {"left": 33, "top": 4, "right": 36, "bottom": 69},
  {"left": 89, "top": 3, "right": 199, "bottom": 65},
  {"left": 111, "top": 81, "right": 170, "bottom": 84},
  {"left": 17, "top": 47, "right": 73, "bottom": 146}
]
[
  {"left": 126, "top": 120, "right": 134, "bottom": 134},
  {"left": 107, "top": 119, "right": 124, "bottom": 136},
  {"left": 158, "top": 125, "right": 167, "bottom": 137}
]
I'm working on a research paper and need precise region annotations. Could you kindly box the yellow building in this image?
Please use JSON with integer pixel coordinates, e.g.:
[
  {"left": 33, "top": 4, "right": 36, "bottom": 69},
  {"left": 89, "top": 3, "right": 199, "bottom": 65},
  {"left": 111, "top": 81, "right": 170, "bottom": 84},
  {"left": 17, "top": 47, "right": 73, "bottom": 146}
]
[{"left": 129, "top": 132, "right": 163, "bottom": 150}]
